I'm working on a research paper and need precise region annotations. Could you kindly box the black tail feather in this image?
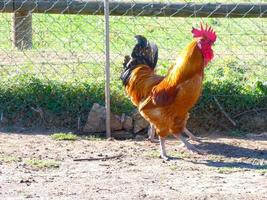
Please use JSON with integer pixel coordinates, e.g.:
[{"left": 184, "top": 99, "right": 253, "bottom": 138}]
[
  {"left": 121, "top": 35, "right": 158, "bottom": 86},
  {"left": 131, "top": 35, "right": 158, "bottom": 69},
  {"left": 123, "top": 55, "right": 131, "bottom": 69},
  {"left": 134, "top": 35, "right": 147, "bottom": 49}
]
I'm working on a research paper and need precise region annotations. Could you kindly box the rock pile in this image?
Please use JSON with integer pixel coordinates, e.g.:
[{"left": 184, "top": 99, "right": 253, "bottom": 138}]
[{"left": 83, "top": 103, "right": 150, "bottom": 139}]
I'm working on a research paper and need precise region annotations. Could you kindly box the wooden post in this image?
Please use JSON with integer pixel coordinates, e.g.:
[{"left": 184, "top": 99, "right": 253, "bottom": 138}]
[
  {"left": 12, "top": 11, "right": 32, "bottom": 49},
  {"left": 2, "top": 1, "right": 266, "bottom": 18}
]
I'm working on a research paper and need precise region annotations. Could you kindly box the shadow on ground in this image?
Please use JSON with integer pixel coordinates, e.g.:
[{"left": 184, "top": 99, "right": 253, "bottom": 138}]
[
  {"left": 201, "top": 160, "right": 266, "bottom": 170},
  {"left": 196, "top": 141, "right": 267, "bottom": 160},
  {"left": 185, "top": 140, "right": 267, "bottom": 170}
]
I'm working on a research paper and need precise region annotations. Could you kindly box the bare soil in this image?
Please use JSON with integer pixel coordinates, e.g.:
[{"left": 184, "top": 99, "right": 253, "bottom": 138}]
[{"left": 0, "top": 132, "right": 266, "bottom": 200}]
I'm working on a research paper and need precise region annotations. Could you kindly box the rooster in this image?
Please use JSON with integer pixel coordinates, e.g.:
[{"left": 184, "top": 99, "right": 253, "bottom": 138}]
[{"left": 121, "top": 24, "right": 217, "bottom": 160}]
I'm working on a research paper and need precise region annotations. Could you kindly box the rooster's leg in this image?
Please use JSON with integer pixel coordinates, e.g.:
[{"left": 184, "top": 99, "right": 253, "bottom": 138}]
[
  {"left": 184, "top": 128, "right": 201, "bottom": 142},
  {"left": 159, "top": 136, "right": 169, "bottom": 160},
  {"left": 178, "top": 136, "right": 206, "bottom": 155},
  {"left": 148, "top": 124, "right": 159, "bottom": 143}
]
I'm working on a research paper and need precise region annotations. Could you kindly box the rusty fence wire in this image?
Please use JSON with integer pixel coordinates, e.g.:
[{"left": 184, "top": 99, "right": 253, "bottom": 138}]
[{"left": 0, "top": 0, "right": 266, "bottom": 133}]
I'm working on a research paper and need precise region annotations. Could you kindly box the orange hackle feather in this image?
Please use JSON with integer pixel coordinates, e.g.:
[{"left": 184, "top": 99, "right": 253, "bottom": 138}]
[{"left": 150, "top": 40, "right": 203, "bottom": 107}]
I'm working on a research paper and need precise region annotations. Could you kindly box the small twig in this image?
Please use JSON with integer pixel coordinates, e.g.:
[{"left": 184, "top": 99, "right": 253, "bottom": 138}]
[
  {"left": 213, "top": 97, "right": 236, "bottom": 127},
  {"left": 73, "top": 154, "right": 123, "bottom": 162},
  {"left": 233, "top": 108, "right": 267, "bottom": 119}
]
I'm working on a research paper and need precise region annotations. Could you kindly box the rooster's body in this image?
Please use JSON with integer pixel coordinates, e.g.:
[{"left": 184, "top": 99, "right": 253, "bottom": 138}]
[{"left": 121, "top": 25, "right": 217, "bottom": 159}]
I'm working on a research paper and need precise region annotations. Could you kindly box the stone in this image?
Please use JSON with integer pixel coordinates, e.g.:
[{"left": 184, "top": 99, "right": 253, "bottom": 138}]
[
  {"left": 121, "top": 114, "right": 133, "bottom": 131},
  {"left": 132, "top": 109, "right": 149, "bottom": 134},
  {"left": 83, "top": 103, "right": 122, "bottom": 133},
  {"left": 111, "top": 114, "right": 123, "bottom": 131}
]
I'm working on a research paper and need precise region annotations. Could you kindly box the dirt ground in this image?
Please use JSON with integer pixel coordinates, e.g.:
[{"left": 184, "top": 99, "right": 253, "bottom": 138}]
[{"left": 0, "top": 131, "right": 266, "bottom": 200}]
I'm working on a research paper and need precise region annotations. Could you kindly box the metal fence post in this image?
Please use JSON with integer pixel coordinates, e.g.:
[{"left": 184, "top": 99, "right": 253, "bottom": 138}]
[{"left": 104, "top": 0, "right": 111, "bottom": 138}]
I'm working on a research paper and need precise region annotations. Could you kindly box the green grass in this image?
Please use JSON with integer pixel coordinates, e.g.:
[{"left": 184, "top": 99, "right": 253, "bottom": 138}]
[
  {"left": 51, "top": 132, "right": 78, "bottom": 140},
  {"left": 145, "top": 150, "right": 191, "bottom": 159},
  {"left": 217, "top": 167, "right": 241, "bottom": 173},
  {"left": 258, "top": 169, "right": 267, "bottom": 175},
  {"left": 145, "top": 150, "right": 161, "bottom": 159},
  {"left": 169, "top": 164, "right": 180, "bottom": 171},
  {"left": 169, "top": 151, "right": 191, "bottom": 158},
  {"left": 50, "top": 132, "right": 103, "bottom": 141},
  {"left": 0, "top": 9, "right": 266, "bottom": 129},
  {"left": 26, "top": 158, "right": 60, "bottom": 169},
  {"left": 216, "top": 164, "right": 267, "bottom": 174},
  {"left": 0, "top": 154, "right": 19, "bottom": 163},
  {"left": 83, "top": 135, "right": 104, "bottom": 141}
]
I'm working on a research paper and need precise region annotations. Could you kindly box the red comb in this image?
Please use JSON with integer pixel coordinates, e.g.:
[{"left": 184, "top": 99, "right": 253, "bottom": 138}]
[{"left": 192, "top": 23, "right": 217, "bottom": 42}]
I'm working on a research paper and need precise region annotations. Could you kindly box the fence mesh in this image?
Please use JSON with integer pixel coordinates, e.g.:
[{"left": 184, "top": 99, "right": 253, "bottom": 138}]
[{"left": 0, "top": 0, "right": 266, "bottom": 132}]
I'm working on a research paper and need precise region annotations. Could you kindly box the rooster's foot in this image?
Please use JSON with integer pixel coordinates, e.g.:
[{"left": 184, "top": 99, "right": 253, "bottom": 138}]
[
  {"left": 184, "top": 128, "right": 201, "bottom": 142},
  {"left": 160, "top": 154, "right": 171, "bottom": 161},
  {"left": 180, "top": 136, "right": 207, "bottom": 155},
  {"left": 189, "top": 136, "right": 201, "bottom": 143}
]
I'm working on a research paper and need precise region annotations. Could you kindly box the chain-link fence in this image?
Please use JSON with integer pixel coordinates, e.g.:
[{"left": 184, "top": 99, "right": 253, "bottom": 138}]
[{"left": 0, "top": 1, "right": 266, "bottom": 134}]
